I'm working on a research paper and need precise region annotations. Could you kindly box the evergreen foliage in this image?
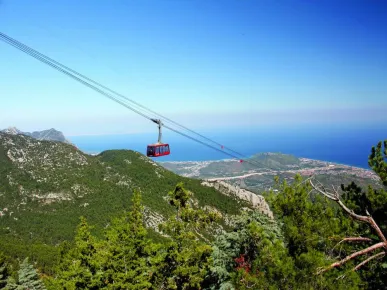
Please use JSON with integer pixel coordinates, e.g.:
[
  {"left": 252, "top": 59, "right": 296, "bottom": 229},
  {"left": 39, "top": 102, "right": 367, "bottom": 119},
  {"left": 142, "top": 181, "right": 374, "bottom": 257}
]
[
  {"left": 0, "top": 132, "right": 245, "bottom": 269},
  {"left": 338, "top": 139, "right": 387, "bottom": 289},
  {"left": 209, "top": 210, "right": 295, "bottom": 289},
  {"left": 265, "top": 174, "right": 362, "bottom": 289},
  {"left": 6, "top": 257, "right": 46, "bottom": 290},
  {"left": 99, "top": 189, "right": 154, "bottom": 289},
  {"left": 1, "top": 133, "right": 387, "bottom": 289},
  {"left": 0, "top": 252, "right": 10, "bottom": 289},
  {"left": 369, "top": 140, "right": 387, "bottom": 186},
  {"left": 154, "top": 182, "right": 220, "bottom": 289},
  {"left": 267, "top": 174, "right": 350, "bottom": 257},
  {"left": 50, "top": 217, "right": 103, "bottom": 289}
]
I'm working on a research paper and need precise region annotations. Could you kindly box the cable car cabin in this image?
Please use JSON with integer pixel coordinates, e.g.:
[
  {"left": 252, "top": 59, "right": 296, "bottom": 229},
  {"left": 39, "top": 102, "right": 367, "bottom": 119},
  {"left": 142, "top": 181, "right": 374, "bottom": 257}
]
[{"left": 147, "top": 144, "right": 170, "bottom": 157}]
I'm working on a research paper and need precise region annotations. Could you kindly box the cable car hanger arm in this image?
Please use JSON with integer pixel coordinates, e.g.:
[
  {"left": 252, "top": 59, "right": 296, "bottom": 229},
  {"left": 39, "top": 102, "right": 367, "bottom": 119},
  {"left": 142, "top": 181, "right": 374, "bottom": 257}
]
[{"left": 151, "top": 119, "right": 163, "bottom": 144}]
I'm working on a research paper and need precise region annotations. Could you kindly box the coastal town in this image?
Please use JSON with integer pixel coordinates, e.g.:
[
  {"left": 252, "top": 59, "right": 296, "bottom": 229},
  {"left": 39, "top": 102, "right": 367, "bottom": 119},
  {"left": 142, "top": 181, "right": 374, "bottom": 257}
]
[{"left": 160, "top": 153, "right": 381, "bottom": 193}]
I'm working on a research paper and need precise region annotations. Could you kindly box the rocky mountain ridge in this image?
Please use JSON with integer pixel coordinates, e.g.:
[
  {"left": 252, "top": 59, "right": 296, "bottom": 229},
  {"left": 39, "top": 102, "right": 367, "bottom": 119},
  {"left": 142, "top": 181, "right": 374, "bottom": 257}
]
[
  {"left": 201, "top": 179, "right": 273, "bottom": 218},
  {"left": 1, "top": 126, "right": 72, "bottom": 144}
]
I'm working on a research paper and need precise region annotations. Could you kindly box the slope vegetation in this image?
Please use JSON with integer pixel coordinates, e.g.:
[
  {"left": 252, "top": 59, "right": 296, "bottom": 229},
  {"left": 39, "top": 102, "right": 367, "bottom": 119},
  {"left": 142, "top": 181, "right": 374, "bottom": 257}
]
[{"left": 0, "top": 132, "right": 247, "bottom": 268}]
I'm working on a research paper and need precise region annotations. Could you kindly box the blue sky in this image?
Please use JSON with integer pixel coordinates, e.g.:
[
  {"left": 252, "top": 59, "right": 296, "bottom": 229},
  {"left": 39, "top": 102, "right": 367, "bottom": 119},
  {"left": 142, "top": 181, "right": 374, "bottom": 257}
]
[{"left": 0, "top": 0, "right": 386, "bottom": 136}]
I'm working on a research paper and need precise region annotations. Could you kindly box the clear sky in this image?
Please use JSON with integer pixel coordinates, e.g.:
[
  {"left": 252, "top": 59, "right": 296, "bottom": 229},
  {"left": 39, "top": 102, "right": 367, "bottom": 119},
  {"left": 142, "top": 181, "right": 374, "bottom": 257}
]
[{"left": 0, "top": 0, "right": 386, "bottom": 136}]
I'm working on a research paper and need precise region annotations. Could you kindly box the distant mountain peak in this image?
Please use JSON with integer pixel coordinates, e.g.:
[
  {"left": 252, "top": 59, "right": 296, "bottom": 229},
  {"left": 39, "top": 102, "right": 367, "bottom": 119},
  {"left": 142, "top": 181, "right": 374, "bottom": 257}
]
[
  {"left": 1, "top": 126, "right": 72, "bottom": 144},
  {"left": 2, "top": 126, "right": 23, "bottom": 135}
]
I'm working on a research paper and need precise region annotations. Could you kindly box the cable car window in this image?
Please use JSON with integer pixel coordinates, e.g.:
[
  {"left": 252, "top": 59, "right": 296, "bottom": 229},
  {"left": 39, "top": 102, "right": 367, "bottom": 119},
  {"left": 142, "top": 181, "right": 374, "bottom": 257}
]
[
  {"left": 160, "top": 146, "right": 164, "bottom": 154},
  {"left": 165, "top": 145, "right": 169, "bottom": 152},
  {"left": 155, "top": 147, "right": 159, "bottom": 155}
]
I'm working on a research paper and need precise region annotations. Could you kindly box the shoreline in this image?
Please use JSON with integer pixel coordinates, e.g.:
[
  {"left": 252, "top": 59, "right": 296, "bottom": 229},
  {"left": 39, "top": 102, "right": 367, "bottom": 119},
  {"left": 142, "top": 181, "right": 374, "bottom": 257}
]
[{"left": 80, "top": 148, "right": 371, "bottom": 171}]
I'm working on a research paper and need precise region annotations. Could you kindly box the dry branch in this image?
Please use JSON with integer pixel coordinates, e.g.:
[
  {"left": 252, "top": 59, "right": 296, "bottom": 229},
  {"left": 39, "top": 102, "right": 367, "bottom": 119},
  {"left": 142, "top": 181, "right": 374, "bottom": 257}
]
[
  {"left": 317, "top": 242, "right": 385, "bottom": 274},
  {"left": 353, "top": 252, "right": 385, "bottom": 271},
  {"left": 332, "top": 237, "right": 373, "bottom": 250},
  {"left": 310, "top": 179, "right": 387, "bottom": 246},
  {"left": 310, "top": 177, "right": 387, "bottom": 274}
]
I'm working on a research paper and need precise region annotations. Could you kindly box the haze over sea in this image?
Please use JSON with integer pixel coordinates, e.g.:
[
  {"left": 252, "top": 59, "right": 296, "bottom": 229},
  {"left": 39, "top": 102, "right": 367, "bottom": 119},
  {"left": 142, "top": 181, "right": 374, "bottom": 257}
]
[{"left": 68, "top": 123, "right": 386, "bottom": 170}]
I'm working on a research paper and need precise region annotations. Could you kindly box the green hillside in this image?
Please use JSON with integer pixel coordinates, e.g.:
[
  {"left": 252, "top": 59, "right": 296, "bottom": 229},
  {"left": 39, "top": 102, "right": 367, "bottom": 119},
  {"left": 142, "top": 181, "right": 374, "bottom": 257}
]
[
  {"left": 1, "top": 132, "right": 386, "bottom": 289},
  {"left": 0, "top": 132, "right": 247, "bottom": 270}
]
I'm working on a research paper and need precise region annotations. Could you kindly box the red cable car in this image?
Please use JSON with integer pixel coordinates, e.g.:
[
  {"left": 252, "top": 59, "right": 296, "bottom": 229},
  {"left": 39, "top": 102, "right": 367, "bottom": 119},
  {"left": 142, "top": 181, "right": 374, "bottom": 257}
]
[{"left": 147, "top": 119, "right": 170, "bottom": 157}]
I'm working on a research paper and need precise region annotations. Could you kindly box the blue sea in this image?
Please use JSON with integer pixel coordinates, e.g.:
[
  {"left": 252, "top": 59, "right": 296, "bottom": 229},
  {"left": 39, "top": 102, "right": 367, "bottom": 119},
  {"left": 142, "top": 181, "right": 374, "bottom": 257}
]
[{"left": 68, "top": 124, "right": 386, "bottom": 169}]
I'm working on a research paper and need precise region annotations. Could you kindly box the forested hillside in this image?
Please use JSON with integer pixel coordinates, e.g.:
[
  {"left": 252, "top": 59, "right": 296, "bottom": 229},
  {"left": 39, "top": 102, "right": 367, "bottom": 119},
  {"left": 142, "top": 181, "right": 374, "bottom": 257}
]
[
  {"left": 0, "top": 132, "right": 248, "bottom": 272},
  {"left": 1, "top": 132, "right": 386, "bottom": 289}
]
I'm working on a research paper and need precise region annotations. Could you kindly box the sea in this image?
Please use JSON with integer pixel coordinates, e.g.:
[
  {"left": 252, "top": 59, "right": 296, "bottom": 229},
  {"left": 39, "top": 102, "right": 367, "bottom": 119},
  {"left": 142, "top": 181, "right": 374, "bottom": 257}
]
[{"left": 68, "top": 123, "right": 386, "bottom": 170}]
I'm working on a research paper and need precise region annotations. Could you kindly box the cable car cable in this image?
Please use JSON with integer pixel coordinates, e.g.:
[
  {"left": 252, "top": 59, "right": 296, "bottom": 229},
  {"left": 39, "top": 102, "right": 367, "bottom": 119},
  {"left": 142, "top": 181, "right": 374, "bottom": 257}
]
[
  {"left": 163, "top": 124, "right": 245, "bottom": 160},
  {"left": 0, "top": 32, "right": 262, "bottom": 166},
  {"left": 0, "top": 32, "right": 248, "bottom": 160},
  {"left": 0, "top": 34, "right": 244, "bottom": 161},
  {"left": 0, "top": 35, "right": 153, "bottom": 122},
  {"left": 0, "top": 32, "right": 160, "bottom": 118},
  {"left": 0, "top": 32, "right": 260, "bottom": 166},
  {"left": 0, "top": 32, "right": 156, "bottom": 121}
]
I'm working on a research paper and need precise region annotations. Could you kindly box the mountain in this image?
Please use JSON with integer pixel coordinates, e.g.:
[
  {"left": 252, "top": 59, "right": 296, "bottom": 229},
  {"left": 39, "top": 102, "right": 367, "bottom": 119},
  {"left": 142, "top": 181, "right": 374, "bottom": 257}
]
[
  {"left": 2, "top": 131, "right": 381, "bottom": 273},
  {"left": 1, "top": 126, "right": 25, "bottom": 135},
  {"left": 29, "top": 128, "right": 71, "bottom": 144},
  {"left": 1, "top": 127, "right": 72, "bottom": 144},
  {"left": 160, "top": 152, "right": 382, "bottom": 193},
  {"left": 0, "top": 131, "right": 260, "bottom": 270}
]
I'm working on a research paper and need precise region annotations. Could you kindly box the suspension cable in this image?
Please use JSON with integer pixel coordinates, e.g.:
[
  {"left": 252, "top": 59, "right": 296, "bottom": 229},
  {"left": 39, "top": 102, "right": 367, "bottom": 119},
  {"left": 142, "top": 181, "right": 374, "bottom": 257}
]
[
  {"left": 0, "top": 32, "right": 248, "bottom": 159},
  {"left": 0, "top": 37, "right": 155, "bottom": 120},
  {"left": 0, "top": 32, "right": 157, "bottom": 120},
  {"left": 0, "top": 31, "right": 260, "bottom": 165}
]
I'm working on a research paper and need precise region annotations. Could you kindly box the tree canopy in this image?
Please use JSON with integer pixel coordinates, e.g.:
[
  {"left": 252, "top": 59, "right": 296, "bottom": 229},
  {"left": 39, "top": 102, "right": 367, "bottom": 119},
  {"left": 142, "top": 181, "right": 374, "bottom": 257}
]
[{"left": 1, "top": 139, "right": 386, "bottom": 289}]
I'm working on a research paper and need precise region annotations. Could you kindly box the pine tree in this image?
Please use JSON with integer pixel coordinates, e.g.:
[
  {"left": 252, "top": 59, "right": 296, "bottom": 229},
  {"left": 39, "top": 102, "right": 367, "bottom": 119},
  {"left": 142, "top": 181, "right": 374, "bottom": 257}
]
[
  {"left": 324, "top": 140, "right": 387, "bottom": 289},
  {"left": 6, "top": 257, "right": 46, "bottom": 290},
  {"left": 210, "top": 210, "right": 296, "bottom": 290},
  {"left": 155, "top": 182, "right": 220, "bottom": 289},
  {"left": 101, "top": 189, "right": 153, "bottom": 289},
  {"left": 266, "top": 174, "right": 361, "bottom": 289},
  {"left": 54, "top": 216, "right": 103, "bottom": 289},
  {"left": 369, "top": 140, "right": 387, "bottom": 186}
]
